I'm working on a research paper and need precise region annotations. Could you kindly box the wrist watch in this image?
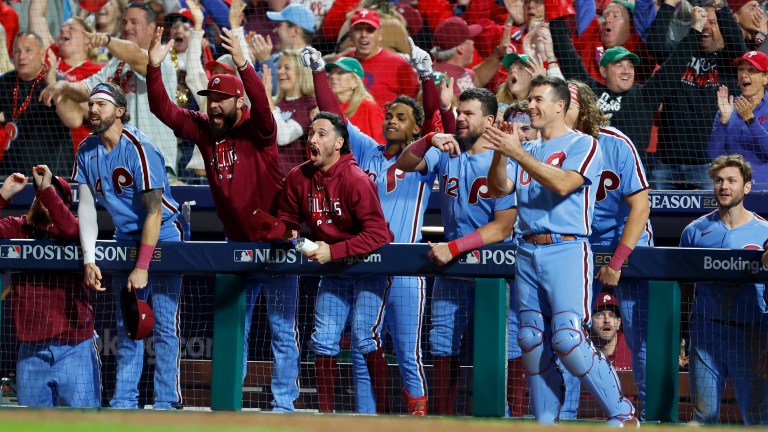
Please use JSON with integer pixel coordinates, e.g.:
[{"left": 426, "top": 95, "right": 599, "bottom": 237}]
[{"left": 746, "top": 116, "right": 757, "bottom": 125}]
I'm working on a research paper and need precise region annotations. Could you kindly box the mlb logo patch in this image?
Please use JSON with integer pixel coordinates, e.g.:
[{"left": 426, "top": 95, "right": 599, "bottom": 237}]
[
  {"left": 458, "top": 250, "right": 480, "bottom": 264},
  {"left": 1, "top": 245, "right": 20, "bottom": 259},
  {"left": 234, "top": 250, "right": 253, "bottom": 262}
]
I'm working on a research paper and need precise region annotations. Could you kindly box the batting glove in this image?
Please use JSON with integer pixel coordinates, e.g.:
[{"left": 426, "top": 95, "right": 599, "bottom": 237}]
[
  {"left": 405, "top": 37, "right": 432, "bottom": 79},
  {"left": 300, "top": 47, "right": 326, "bottom": 73}
]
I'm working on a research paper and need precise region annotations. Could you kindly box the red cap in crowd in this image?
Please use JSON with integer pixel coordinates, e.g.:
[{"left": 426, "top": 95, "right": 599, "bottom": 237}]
[
  {"left": 433, "top": 17, "right": 482, "bottom": 51},
  {"left": 350, "top": 8, "right": 381, "bottom": 29},
  {"left": 733, "top": 50, "right": 768, "bottom": 72},
  {"left": 396, "top": 4, "right": 424, "bottom": 36},
  {"left": 121, "top": 286, "right": 154, "bottom": 340},
  {"left": 166, "top": 8, "right": 195, "bottom": 25},
  {"left": 198, "top": 74, "right": 245, "bottom": 98},
  {"left": 79, "top": 0, "right": 108, "bottom": 13},
  {"left": 728, "top": 0, "right": 755, "bottom": 12},
  {"left": 250, "top": 210, "right": 288, "bottom": 241}
]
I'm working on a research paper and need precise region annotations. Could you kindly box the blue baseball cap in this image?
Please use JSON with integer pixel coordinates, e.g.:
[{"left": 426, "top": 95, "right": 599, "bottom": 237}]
[{"left": 266, "top": 4, "right": 316, "bottom": 33}]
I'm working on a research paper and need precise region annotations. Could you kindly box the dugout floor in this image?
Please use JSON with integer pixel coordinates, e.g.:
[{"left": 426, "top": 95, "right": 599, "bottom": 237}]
[{"left": 4, "top": 409, "right": 766, "bottom": 432}]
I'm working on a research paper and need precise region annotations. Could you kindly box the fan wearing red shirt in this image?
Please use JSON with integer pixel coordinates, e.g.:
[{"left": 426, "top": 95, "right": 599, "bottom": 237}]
[
  {"left": 278, "top": 111, "right": 393, "bottom": 413},
  {"left": 342, "top": 9, "right": 419, "bottom": 110}
]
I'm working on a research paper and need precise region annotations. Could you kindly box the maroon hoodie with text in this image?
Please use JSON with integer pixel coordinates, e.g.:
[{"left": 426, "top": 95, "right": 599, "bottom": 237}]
[{"left": 278, "top": 153, "right": 393, "bottom": 260}]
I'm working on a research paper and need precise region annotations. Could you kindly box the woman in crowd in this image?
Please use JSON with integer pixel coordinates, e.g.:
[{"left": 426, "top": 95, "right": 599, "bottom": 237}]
[{"left": 325, "top": 56, "right": 385, "bottom": 143}]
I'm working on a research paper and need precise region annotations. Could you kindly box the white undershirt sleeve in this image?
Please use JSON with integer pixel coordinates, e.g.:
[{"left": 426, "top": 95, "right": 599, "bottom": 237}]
[{"left": 78, "top": 184, "right": 99, "bottom": 265}]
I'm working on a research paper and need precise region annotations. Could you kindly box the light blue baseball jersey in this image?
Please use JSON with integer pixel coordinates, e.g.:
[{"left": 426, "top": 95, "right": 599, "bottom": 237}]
[
  {"left": 512, "top": 130, "right": 602, "bottom": 236},
  {"left": 680, "top": 212, "right": 768, "bottom": 322},
  {"left": 591, "top": 127, "right": 653, "bottom": 247},
  {"left": 423, "top": 147, "right": 517, "bottom": 240},
  {"left": 73, "top": 124, "right": 183, "bottom": 240},
  {"left": 348, "top": 124, "right": 435, "bottom": 243}
]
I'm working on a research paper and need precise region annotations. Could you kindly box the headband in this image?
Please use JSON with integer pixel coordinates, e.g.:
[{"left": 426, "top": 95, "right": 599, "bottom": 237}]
[
  {"left": 507, "top": 111, "right": 531, "bottom": 125},
  {"left": 89, "top": 84, "right": 121, "bottom": 107}
]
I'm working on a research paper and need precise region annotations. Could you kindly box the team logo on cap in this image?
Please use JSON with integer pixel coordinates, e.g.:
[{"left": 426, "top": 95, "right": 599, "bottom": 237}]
[
  {"left": 1, "top": 245, "right": 20, "bottom": 258},
  {"left": 360, "top": 8, "right": 370, "bottom": 16},
  {"left": 213, "top": 78, "right": 220, "bottom": 85},
  {"left": 747, "top": 51, "right": 758, "bottom": 58},
  {"left": 603, "top": 294, "right": 612, "bottom": 303},
  {"left": 234, "top": 250, "right": 253, "bottom": 262}
]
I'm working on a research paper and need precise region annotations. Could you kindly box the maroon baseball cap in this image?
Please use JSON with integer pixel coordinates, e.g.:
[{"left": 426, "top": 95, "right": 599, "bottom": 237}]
[
  {"left": 733, "top": 50, "right": 768, "bottom": 72},
  {"left": 728, "top": 0, "right": 756, "bottom": 12},
  {"left": 595, "top": 291, "right": 620, "bottom": 316},
  {"left": 121, "top": 286, "right": 154, "bottom": 340},
  {"left": 350, "top": 8, "right": 381, "bottom": 29},
  {"left": 250, "top": 209, "right": 288, "bottom": 242},
  {"left": 433, "top": 17, "right": 482, "bottom": 51},
  {"left": 396, "top": 4, "right": 424, "bottom": 36},
  {"left": 197, "top": 74, "right": 245, "bottom": 97}
]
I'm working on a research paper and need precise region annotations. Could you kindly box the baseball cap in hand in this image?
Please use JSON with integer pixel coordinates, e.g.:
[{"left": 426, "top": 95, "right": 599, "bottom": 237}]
[
  {"left": 325, "top": 57, "right": 365, "bottom": 80},
  {"left": 433, "top": 17, "right": 482, "bottom": 51},
  {"left": 121, "top": 286, "right": 154, "bottom": 340},
  {"left": 350, "top": 8, "right": 381, "bottom": 29},
  {"left": 250, "top": 209, "right": 288, "bottom": 241},
  {"left": 198, "top": 74, "right": 245, "bottom": 97},
  {"left": 266, "top": 4, "right": 316, "bottom": 33},
  {"left": 733, "top": 51, "right": 768, "bottom": 72},
  {"left": 599, "top": 46, "right": 640, "bottom": 67}
]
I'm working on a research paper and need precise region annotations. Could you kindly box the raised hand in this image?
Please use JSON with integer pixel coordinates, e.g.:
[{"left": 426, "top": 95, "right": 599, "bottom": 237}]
[
  {"left": 248, "top": 33, "right": 273, "bottom": 63},
  {"left": 222, "top": 27, "right": 247, "bottom": 69},
  {"left": 0, "top": 173, "right": 28, "bottom": 200},
  {"left": 299, "top": 46, "right": 326, "bottom": 72},
  {"left": 229, "top": 0, "right": 247, "bottom": 29},
  {"left": 148, "top": 26, "right": 173, "bottom": 67},
  {"left": 439, "top": 76, "right": 455, "bottom": 109},
  {"left": 753, "top": 8, "right": 768, "bottom": 35},
  {"left": 717, "top": 85, "right": 734, "bottom": 124},
  {"left": 495, "top": 23, "right": 513, "bottom": 59},
  {"left": 431, "top": 133, "right": 462, "bottom": 155},
  {"left": 524, "top": 54, "right": 547, "bottom": 78},
  {"left": 262, "top": 64, "right": 275, "bottom": 108},
  {"left": 482, "top": 124, "right": 522, "bottom": 158},
  {"left": 31, "top": 164, "right": 52, "bottom": 190},
  {"left": 734, "top": 95, "right": 757, "bottom": 122},
  {"left": 187, "top": 0, "right": 204, "bottom": 30},
  {"left": 405, "top": 37, "right": 432, "bottom": 78},
  {"left": 692, "top": 6, "right": 708, "bottom": 32}
]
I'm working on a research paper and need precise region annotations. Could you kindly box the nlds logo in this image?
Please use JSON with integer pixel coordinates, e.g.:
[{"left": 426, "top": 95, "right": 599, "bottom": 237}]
[
  {"left": 458, "top": 249, "right": 516, "bottom": 265},
  {"left": 234, "top": 250, "right": 253, "bottom": 262},
  {"left": 0, "top": 245, "right": 20, "bottom": 258}
]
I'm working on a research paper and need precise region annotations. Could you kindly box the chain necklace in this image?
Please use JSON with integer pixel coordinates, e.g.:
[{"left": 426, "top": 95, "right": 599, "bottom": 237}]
[
  {"left": 171, "top": 46, "right": 189, "bottom": 106},
  {"left": 12, "top": 70, "right": 45, "bottom": 121}
]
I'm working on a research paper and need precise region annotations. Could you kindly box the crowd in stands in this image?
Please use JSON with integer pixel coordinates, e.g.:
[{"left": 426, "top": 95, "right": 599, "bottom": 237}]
[{"left": 1, "top": 0, "right": 767, "bottom": 424}]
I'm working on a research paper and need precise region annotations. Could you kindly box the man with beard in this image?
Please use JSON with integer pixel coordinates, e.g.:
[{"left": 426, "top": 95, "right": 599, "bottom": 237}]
[
  {"left": 146, "top": 27, "right": 301, "bottom": 412},
  {"left": 397, "top": 87, "right": 517, "bottom": 415},
  {"left": 589, "top": 292, "right": 632, "bottom": 371},
  {"left": 680, "top": 154, "right": 768, "bottom": 425},
  {"left": 484, "top": 76, "right": 637, "bottom": 426},
  {"left": 73, "top": 81, "right": 189, "bottom": 409},
  {"left": 0, "top": 165, "right": 100, "bottom": 407},
  {"left": 276, "top": 111, "right": 393, "bottom": 414}
]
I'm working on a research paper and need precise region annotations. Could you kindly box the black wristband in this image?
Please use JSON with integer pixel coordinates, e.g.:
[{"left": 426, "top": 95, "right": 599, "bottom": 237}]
[
  {"left": 104, "top": 34, "right": 111, "bottom": 46},
  {"left": 746, "top": 116, "right": 757, "bottom": 125}
]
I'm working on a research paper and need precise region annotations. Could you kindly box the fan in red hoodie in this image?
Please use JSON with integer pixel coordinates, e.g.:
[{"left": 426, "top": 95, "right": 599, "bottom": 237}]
[
  {"left": 278, "top": 111, "right": 393, "bottom": 414},
  {"left": 0, "top": 165, "right": 100, "bottom": 408}
]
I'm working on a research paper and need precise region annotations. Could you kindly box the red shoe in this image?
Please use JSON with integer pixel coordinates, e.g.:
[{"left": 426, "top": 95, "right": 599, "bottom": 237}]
[{"left": 403, "top": 389, "right": 427, "bottom": 416}]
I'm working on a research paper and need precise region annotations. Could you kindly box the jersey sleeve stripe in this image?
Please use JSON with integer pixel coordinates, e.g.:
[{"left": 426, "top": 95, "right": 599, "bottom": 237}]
[
  {"left": 577, "top": 137, "right": 599, "bottom": 175},
  {"left": 600, "top": 127, "right": 649, "bottom": 189},
  {"left": 122, "top": 129, "right": 151, "bottom": 191}
]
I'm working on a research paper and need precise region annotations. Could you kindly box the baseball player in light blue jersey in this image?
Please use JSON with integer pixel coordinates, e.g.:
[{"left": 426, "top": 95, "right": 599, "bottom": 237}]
[
  {"left": 398, "top": 87, "right": 517, "bottom": 415},
  {"left": 556, "top": 80, "right": 654, "bottom": 419},
  {"left": 75, "top": 82, "right": 189, "bottom": 410},
  {"left": 680, "top": 154, "right": 768, "bottom": 425},
  {"left": 485, "top": 76, "right": 637, "bottom": 426}
]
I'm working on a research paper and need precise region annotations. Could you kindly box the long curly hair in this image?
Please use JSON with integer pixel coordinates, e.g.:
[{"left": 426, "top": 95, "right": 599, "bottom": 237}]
[{"left": 568, "top": 80, "right": 609, "bottom": 138}]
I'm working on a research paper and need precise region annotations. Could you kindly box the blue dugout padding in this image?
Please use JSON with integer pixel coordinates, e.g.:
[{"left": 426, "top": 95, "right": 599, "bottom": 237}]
[{"left": 1, "top": 240, "right": 765, "bottom": 419}]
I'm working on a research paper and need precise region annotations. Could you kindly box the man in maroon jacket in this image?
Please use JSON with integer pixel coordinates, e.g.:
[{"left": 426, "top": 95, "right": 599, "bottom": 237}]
[
  {"left": 0, "top": 165, "right": 100, "bottom": 407},
  {"left": 146, "top": 27, "right": 300, "bottom": 412},
  {"left": 278, "top": 111, "right": 393, "bottom": 413}
]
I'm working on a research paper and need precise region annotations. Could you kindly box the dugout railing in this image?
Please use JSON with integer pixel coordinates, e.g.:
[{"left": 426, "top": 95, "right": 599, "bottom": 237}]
[{"left": 1, "top": 239, "right": 765, "bottom": 421}]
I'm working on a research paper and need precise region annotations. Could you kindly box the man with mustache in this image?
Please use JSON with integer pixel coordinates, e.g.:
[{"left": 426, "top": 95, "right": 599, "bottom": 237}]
[
  {"left": 0, "top": 165, "right": 100, "bottom": 408},
  {"left": 73, "top": 81, "right": 189, "bottom": 409},
  {"left": 146, "top": 27, "right": 301, "bottom": 412},
  {"left": 589, "top": 292, "right": 632, "bottom": 371},
  {"left": 397, "top": 87, "right": 518, "bottom": 415}
]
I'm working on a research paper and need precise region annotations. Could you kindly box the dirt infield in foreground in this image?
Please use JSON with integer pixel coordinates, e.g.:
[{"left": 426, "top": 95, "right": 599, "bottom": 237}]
[{"left": 0, "top": 408, "right": 758, "bottom": 432}]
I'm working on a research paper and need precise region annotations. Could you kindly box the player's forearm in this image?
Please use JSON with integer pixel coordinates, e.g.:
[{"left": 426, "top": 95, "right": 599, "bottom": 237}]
[
  {"left": 472, "top": 55, "right": 501, "bottom": 88},
  {"left": 39, "top": 187, "right": 79, "bottom": 240},
  {"left": 487, "top": 151, "right": 514, "bottom": 197},
  {"left": 513, "top": 150, "right": 583, "bottom": 196},
  {"left": 397, "top": 135, "right": 430, "bottom": 172},
  {"left": 29, "top": 0, "right": 53, "bottom": 47},
  {"left": 55, "top": 95, "right": 85, "bottom": 128},
  {"left": 313, "top": 71, "right": 345, "bottom": 120},
  {"left": 106, "top": 38, "right": 149, "bottom": 75},
  {"left": 139, "top": 210, "right": 162, "bottom": 248},
  {"left": 240, "top": 62, "right": 276, "bottom": 137},
  {"left": 617, "top": 189, "right": 651, "bottom": 252},
  {"left": 64, "top": 81, "right": 90, "bottom": 103},
  {"left": 78, "top": 184, "right": 99, "bottom": 264}
]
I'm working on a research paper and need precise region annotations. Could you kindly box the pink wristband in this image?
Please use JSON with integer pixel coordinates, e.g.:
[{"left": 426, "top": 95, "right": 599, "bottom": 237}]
[
  {"left": 409, "top": 133, "right": 435, "bottom": 159},
  {"left": 608, "top": 243, "right": 633, "bottom": 272},
  {"left": 136, "top": 243, "right": 155, "bottom": 270},
  {"left": 448, "top": 231, "right": 484, "bottom": 258}
]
